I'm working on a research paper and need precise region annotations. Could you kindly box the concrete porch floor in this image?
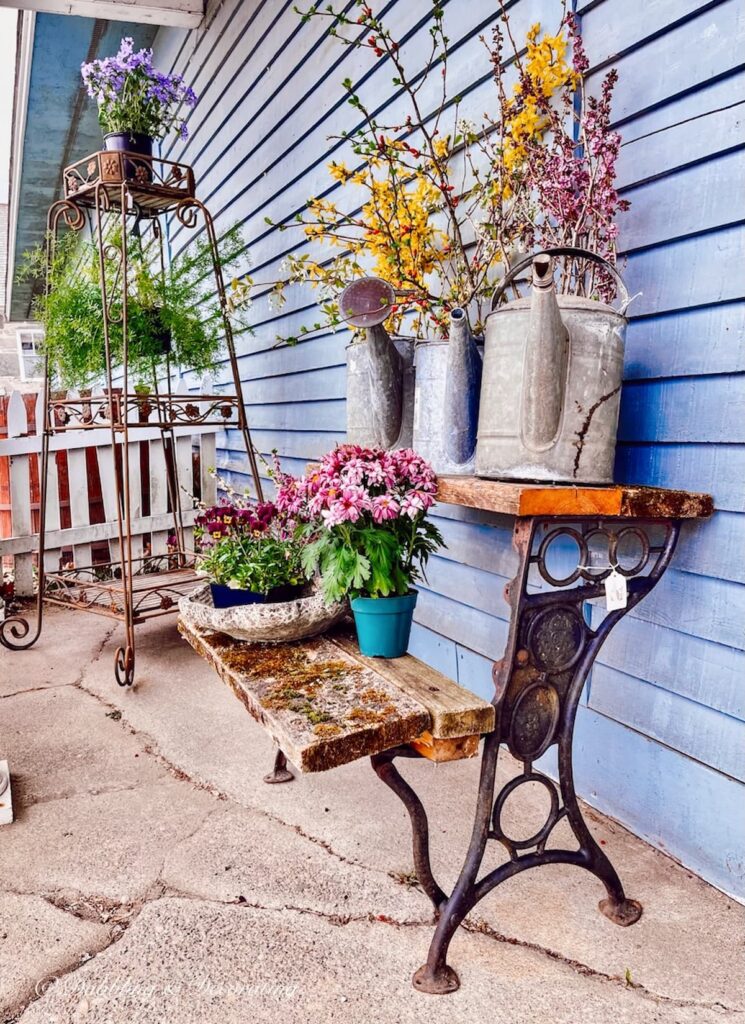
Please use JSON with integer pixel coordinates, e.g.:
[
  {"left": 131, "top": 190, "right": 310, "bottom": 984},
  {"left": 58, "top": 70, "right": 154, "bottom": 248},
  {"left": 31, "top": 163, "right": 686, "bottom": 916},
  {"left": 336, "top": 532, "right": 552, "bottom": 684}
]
[{"left": 0, "top": 605, "right": 742, "bottom": 1023}]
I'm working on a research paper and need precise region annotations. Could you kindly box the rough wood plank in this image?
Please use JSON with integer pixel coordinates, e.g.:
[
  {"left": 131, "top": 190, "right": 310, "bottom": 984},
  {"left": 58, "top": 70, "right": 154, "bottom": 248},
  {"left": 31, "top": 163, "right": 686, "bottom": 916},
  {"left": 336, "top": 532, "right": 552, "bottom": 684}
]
[
  {"left": 410, "top": 731, "right": 480, "bottom": 762},
  {"left": 178, "top": 620, "right": 431, "bottom": 774},
  {"left": 330, "top": 630, "right": 495, "bottom": 739},
  {"left": 436, "top": 476, "right": 713, "bottom": 519}
]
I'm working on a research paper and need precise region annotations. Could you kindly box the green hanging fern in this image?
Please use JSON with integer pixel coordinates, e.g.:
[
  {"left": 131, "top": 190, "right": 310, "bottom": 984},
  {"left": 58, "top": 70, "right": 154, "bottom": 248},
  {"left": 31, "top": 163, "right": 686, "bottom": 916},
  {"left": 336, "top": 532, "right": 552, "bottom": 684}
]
[{"left": 17, "top": 223, "right": 251, "bottom": 390}]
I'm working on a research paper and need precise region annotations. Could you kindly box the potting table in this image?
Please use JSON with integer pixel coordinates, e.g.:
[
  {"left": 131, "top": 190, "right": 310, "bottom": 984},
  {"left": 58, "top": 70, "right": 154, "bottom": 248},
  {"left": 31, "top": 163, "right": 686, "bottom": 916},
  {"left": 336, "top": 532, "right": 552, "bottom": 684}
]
[{"left": 179, "top": 478, "right": 713, "bottom": 995}]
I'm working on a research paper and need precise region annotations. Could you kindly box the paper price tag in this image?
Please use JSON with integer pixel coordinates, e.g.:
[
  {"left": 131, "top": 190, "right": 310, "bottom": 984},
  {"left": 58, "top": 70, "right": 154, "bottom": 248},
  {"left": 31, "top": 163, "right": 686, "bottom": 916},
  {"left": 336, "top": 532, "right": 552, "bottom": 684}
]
[{"left": 605, "top": 569, "right": 628, "bottom": 611}]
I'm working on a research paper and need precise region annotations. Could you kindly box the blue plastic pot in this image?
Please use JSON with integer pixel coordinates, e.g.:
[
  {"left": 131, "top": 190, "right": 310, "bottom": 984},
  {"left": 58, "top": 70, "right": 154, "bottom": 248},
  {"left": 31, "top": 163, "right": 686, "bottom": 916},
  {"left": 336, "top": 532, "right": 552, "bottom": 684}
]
[
  {"left": 350, "top": 591, "right": 418, "bottom": 658},
  {"left": 210, "top": 583, "right": 266, "bottom": 608},
  {"left": 209, "top": 582, "right": 305, "bottom": 609}
]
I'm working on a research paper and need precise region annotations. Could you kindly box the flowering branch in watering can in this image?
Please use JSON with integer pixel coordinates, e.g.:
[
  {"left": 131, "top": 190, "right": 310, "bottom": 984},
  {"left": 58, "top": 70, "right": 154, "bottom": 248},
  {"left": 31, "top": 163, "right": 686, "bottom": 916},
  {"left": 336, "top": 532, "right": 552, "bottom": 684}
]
[{"left": 229, "top": 1, "right": 628, "bottom": 341}]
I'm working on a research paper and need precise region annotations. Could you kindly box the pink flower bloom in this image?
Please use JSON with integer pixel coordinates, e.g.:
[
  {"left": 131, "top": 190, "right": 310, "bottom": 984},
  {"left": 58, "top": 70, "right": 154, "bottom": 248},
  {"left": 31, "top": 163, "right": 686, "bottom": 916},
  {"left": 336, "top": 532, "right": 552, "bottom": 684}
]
[
  {"left": 371, "top": 494, "right": 400, "bottom": 523},
  {"left": 341, "top": 457, "right": 366, "bottom": 485},
  {"left": 322, "top": 485, "right": 370, "bottom": 525},
  {"left": 401, "top": 490, "right": 432, "bottom": 518}
]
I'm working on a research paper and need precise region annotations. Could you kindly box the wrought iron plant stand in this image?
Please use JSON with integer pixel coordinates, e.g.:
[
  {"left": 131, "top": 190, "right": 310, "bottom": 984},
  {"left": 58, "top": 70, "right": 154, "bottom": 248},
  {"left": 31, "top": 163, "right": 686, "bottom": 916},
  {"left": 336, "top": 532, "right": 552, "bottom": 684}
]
[
  {"left": 0, "top": 149, "right": 262, "bottom": 686},
  {"left": 371, "top": 482, "right": 711, "bottom": 993}
]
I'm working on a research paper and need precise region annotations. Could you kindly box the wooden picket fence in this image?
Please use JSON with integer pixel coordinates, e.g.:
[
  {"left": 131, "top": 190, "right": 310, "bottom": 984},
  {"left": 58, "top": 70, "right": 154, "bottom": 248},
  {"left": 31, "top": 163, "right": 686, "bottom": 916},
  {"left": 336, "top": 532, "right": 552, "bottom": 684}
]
[{"left": 0, "top": 384, "right": 219, "bottom": 596}]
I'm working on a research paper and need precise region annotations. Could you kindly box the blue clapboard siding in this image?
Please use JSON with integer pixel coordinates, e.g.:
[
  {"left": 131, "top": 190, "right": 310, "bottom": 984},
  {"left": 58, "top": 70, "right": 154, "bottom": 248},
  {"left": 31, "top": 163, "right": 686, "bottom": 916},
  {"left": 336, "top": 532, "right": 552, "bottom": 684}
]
[{"left": 152, "top": 0, "right": 745, "bottom": 899}]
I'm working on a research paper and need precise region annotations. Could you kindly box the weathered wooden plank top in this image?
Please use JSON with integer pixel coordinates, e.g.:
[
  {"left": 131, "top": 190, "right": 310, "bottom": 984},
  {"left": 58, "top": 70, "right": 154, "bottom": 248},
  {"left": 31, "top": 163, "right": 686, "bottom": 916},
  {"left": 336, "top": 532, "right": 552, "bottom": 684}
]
[
  {"left": 331, "top": 632, "right": 495, "bottom": 739},
  {"left": 436, "top": 477, "right": 714, "bottom": 519},
  {"left": 178, "top": 620, "right": 495, "bottom": 773}
]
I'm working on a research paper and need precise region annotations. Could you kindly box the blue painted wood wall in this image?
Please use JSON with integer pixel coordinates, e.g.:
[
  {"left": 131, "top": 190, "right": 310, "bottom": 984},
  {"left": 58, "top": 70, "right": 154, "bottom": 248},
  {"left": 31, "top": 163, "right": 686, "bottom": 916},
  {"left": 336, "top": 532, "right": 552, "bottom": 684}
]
[{"left": 151, "top": 0, "right": 745, "bottom": 899}]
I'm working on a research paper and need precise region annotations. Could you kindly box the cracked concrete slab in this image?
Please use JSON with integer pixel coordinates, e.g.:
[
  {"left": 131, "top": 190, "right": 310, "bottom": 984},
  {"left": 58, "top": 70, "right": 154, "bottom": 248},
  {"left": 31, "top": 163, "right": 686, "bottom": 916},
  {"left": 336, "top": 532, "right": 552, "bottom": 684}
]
[
  {"left": 0, "top": 780, "right": 216, "bottom": 903},
  {"left": 0, "top": 684, "right": 164, "bottom": 807},
  {"left": 160, "top": 801, "right": 431, "bottom": 923},
  {"left": 0, "top": 892, "right": 110, "bottom": 1021},
  {"left": 15, "top": 898, "right": 732, "bottom": 1024},
  {"left": 0, "top": 605, "right": 114, "bottom": 697},
  {"left": 1, "top": 608, "right": 743, "bottom": 1021}
]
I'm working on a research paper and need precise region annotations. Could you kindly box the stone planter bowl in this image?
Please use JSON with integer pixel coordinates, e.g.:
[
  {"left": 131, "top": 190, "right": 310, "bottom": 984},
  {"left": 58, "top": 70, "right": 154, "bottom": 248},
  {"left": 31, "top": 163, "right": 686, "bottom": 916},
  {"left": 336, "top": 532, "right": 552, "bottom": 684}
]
[{"left": 178, "top": 581, "right": 348, "bottom": 643}]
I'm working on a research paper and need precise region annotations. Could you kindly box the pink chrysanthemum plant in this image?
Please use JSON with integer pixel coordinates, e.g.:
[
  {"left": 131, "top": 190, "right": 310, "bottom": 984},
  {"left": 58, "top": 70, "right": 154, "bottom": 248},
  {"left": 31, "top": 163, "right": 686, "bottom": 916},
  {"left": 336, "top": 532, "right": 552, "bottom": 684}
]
[{"left": 272, "top": 445, "right": 444, "bottom": 605}]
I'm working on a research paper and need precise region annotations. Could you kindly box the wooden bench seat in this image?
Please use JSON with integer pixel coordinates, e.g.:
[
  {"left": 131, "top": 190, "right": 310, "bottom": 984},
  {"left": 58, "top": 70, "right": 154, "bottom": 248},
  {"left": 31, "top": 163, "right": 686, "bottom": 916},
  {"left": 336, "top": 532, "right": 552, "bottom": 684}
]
[{"left": 178, "top": 619, "right": 495, "bottom": 773}]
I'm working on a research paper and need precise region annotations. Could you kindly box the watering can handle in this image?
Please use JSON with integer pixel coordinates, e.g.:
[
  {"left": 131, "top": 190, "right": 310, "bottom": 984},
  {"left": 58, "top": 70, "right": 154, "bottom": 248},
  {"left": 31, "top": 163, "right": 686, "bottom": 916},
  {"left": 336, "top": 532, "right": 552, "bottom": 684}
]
[{"left": 491, "top": 246, "right": 631, "bottom": 313}]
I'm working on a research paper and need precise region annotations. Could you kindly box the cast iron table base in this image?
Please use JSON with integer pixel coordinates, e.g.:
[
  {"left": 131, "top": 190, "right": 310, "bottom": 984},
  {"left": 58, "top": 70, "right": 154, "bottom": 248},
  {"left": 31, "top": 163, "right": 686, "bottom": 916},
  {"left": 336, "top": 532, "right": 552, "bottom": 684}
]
[{"left": 368, "top": 515, "right": 679, "bottom": 993}]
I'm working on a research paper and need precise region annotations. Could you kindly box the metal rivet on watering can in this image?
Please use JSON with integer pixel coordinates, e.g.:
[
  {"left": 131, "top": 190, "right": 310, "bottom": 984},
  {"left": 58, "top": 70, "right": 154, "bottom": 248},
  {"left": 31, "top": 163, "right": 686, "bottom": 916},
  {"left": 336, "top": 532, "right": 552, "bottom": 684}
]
[
  {"left": 476, "top": 246, "right": 631, "bottom": 484},
  {"left": 340, "top": 277, "right": 414, "bottom": 451}
]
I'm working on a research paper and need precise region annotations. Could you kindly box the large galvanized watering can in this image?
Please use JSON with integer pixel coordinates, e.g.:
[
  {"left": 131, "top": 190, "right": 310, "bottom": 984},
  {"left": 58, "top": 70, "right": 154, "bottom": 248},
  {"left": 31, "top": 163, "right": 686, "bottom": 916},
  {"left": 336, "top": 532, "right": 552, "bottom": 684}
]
[
  {"left": 476, "top": 247, "right": 631, "bottom": 484},
  {"left": 341, "top": 277, "right": 482, "bottom": 472}
]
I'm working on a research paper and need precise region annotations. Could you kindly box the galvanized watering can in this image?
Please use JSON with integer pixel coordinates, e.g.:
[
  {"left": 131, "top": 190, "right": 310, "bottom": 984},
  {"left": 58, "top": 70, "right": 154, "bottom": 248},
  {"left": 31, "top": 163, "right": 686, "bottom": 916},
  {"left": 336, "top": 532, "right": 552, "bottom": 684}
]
[
  {"left": 476, "top": 247, "right": 631, "bottom": 484},
  {"left": 342, "top": 277, "right": 415, "bottom": 451},
  {"left": 341, "top": 278, "right": 482, "bottom": 473}
]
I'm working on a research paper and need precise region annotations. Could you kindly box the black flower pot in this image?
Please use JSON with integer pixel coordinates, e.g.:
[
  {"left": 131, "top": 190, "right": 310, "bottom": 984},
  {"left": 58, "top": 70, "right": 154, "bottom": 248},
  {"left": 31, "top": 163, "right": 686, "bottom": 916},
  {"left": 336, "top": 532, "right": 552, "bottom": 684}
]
[
  {"left": 104, "top": 131, "right": 154, "bottom": 183},
  {"left": 210, "top": 583, "right": 266, "bottom": 608},
  {"left": 144, "top": 308, "right": 172, "bottom": 356},
  {"left": 209, "top": 582, "right": 306, "bottom": 609}
]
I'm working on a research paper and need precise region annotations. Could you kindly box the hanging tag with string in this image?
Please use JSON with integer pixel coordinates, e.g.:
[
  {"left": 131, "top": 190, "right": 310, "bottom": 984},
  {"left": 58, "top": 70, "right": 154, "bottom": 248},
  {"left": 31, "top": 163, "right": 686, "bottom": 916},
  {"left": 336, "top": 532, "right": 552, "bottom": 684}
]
[{"left": 605, "top": 566, "right": 628, "bottom": 611}]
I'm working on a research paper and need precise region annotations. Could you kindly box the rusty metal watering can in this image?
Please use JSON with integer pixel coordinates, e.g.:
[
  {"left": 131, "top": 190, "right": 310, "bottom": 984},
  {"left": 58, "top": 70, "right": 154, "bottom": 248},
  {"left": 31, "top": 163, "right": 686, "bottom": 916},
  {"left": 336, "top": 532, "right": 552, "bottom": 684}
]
[{"left": 476, "top": 247, "right": 632, "bottom": 484}]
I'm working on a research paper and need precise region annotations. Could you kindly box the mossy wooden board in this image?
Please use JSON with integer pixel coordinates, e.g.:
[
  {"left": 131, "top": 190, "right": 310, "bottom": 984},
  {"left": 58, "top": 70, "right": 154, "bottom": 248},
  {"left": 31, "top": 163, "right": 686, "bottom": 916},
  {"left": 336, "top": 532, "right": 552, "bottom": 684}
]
[
  {"left": 179, "top": 621, "right": 429, "bottom": 772},
  {"left": 436, "top": 477, "right": 714, "bottom": 519},
  {"left": 178, "top": 620, "right": 494, "bottom": 773}
]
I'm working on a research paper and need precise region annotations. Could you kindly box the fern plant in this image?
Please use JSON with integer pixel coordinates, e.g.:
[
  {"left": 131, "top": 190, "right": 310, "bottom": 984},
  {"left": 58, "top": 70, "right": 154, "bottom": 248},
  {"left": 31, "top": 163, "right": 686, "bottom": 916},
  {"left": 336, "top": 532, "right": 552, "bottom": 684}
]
[{"left": 18, "top": 223, "right": 250, "bottom": 390}]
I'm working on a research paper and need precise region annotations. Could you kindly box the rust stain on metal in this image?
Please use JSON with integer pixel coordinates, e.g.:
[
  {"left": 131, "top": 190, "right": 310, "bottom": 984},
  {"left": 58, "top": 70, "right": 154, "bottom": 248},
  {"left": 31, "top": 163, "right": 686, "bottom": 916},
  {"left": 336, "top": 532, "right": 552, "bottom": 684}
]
[{"left": 572, "top": 385, "right": 621, "bottom": 477}]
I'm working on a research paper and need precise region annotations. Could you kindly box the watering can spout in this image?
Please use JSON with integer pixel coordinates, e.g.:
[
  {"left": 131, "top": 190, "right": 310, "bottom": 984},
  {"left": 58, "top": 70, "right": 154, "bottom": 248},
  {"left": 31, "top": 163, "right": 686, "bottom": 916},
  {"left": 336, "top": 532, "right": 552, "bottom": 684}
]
[
  {"left": 522, "top": 255, "right": 569, "bottom": 451},
  {"left": 444, "top": 307, "right": 483, "bottom": 466}
]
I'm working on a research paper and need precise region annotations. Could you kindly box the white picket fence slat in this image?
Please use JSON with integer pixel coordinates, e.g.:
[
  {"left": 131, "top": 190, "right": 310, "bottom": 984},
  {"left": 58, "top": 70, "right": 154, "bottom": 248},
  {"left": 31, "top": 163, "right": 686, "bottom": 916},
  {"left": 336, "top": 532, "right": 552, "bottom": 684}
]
[{"left": 0, "top": 388, "right": 223, "bottom": 596}]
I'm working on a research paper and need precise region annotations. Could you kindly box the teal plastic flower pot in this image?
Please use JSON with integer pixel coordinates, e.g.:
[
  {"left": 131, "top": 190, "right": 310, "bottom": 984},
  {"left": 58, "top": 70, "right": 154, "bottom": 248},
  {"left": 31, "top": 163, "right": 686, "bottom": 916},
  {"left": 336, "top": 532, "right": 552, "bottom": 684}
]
[{"left": 350, "top": 591, "right": 418, "bottom": 658}]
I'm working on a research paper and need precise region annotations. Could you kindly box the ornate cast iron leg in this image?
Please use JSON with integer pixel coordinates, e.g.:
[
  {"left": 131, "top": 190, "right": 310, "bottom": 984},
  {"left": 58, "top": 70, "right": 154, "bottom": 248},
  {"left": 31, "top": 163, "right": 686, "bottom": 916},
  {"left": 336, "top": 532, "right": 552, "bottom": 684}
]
[
  {"left": 264, "top": 749, "right": 294, "bottom": 784},
  {"left": 371, "top": 747, "right": 448, "bottom": 915},
  {"left": 413, "top": 515, "right": 681, "bottom": 994}
]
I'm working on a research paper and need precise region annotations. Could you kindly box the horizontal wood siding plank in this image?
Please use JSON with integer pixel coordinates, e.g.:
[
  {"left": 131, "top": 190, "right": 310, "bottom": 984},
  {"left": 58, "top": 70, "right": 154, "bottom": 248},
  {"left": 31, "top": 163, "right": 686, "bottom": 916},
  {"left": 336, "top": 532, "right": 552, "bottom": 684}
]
[
  {"left": 624, "top": 303, "right": 745, "bottom": 379},
  {"left": 616, "top": 100, "right": 745, "bottom": 189},
  {"left": 617, "top": 151, "right": 745, "bottom": 252},
  {"left": 571, "top": 706, "right": 745, "bottom": 900},
  {"left": 589, "top": 664, "right": 745, "bottom": 780},
  {"left": 615, "top": 69, "right": 745, "bottom": 146},
  {"left": 622, "top": 226, "right": 745, "bottom": 317},
  {"left": 675, "top": 511, "right": 745, "bottom": 584},
  {"left": 607, "top": 568, "right": 745, "bottom": 648},
  {"left": 595, "top": 616, "right": 745, "bottom": 721},
  {"left": 242, "top": 399, "right": 346, "bottom": 433},
  {"left": 618, "top": 375, "right": 745, "bottom": 443}
]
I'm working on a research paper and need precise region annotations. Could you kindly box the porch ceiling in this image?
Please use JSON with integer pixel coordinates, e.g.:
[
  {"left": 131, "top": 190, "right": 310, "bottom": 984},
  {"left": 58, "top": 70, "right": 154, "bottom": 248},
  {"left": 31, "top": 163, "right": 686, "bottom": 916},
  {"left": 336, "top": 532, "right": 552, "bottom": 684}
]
[{"left": 9, "top": 13, "right": 158, "bottom": 320}]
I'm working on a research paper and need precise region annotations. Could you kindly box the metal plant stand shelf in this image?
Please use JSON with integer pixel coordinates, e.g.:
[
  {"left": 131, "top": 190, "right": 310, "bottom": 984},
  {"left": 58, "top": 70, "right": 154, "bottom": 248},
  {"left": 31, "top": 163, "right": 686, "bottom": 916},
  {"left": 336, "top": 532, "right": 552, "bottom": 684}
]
[{"left": 0, "top": 150, "right": 262, "bottom": 687}]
